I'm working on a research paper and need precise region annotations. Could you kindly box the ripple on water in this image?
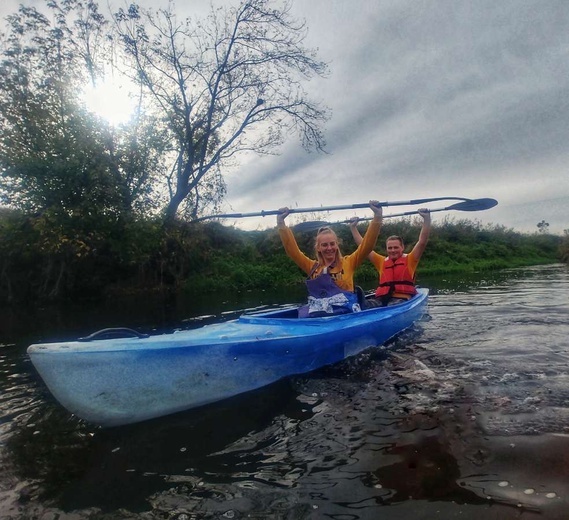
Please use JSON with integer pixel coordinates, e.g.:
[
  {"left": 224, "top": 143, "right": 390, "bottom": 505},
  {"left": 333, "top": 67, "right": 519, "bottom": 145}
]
[{"left": 1, "top": 264, "right": 569, "bottom": 519}]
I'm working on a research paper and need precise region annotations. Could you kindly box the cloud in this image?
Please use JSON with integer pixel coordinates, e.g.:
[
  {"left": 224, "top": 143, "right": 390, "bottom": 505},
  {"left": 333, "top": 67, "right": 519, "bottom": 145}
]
[
  {"left": 2, "top": 0, "right": 567, "bottom": 234},
  {"left": 224, "top": 0, "right": 569, "bottom": 234}
]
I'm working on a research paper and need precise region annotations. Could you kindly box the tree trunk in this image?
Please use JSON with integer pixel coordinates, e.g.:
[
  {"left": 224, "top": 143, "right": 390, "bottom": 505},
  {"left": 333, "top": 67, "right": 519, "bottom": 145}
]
[{"left": 163, "top": 193, "right": 185, "bottom": 226}]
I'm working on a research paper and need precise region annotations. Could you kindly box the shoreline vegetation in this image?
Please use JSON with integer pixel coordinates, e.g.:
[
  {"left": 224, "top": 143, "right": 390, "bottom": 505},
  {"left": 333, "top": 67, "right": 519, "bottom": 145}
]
[
  {"left": 0, "top": 210, "right": 566, "bottom": 305},
  {"left": 0, "top": 2, "right": 566, "bottom": 308}
]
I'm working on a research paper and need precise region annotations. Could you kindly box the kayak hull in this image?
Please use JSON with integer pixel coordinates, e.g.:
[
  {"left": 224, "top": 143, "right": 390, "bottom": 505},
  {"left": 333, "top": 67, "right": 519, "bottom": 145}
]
[{"left": 27, "top": 289, "right": 428, "bottom": 427}]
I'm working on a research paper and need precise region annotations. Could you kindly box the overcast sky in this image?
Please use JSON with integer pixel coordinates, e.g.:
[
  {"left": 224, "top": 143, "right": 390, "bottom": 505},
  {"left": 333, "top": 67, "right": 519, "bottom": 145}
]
[{"left": 2, "top": 0, "right": 568, "bottom": 234}]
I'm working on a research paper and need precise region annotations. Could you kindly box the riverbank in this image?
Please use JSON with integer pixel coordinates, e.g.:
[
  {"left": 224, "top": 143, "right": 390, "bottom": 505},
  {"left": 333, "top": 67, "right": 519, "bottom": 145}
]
[{"left": 0, "top": 213, "right": 564, "bottom": 304}]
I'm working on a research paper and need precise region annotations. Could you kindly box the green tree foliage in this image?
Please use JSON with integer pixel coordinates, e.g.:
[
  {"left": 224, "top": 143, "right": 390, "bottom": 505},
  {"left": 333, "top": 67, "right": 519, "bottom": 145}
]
[
  {"left": 1, "top": 0, "right": 329, "bottom": 232},
  {"left": 0, "top": 0, "right": 329, "bottom": 300},
  {"left": 0, "top": 2, "right": 112, "bottom": 213},
  {"left": 0, "top": 1, "right": 175, "bottom": 299},
  {"left": 113, "top": 0, "right": 329, "bottom": 222},
  {"left": 0, "top": 1, "right": 164, "bottom": 219}
]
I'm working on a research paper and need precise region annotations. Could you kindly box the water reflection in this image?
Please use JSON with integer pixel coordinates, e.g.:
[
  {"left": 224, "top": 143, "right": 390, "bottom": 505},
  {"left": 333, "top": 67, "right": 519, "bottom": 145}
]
[
  {"left": 0, "top": 264, "right": 568, "bottom": 519},
  {"left": 366, "top": 436, "right": 487, "bottom": 504},
  {"left": 5, "top": 378, "right": 305, "bottom": 513}
]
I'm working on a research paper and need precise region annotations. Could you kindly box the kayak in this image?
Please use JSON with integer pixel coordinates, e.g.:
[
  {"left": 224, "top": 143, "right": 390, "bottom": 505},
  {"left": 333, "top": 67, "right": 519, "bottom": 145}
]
[{"left": 27, "top": 288, "right": 428, "bottom": 427}]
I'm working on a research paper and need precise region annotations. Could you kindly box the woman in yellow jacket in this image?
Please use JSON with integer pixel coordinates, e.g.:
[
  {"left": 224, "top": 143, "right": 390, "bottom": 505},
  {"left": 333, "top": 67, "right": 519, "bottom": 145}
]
[{"left": 277, "top": 201, "right": 383, "bottom": 316}]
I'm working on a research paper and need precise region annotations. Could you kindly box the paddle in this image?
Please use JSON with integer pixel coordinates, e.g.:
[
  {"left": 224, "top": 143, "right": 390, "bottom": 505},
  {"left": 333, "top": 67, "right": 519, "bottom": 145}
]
[
  {"left": 291, "top": 198, "right": 498, "bottom": 233},
  {"left": 194, "top": 196, "right": 474, "bottom": 221}
]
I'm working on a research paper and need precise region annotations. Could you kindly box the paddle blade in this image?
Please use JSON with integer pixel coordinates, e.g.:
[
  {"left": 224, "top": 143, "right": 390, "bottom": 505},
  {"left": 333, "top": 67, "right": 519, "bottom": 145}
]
[
  {"left": 447, "top": 198, "right": 498, "bottom": 211},
  {"left": 292, "top": 220, "right": 331, "bottom": 233}
]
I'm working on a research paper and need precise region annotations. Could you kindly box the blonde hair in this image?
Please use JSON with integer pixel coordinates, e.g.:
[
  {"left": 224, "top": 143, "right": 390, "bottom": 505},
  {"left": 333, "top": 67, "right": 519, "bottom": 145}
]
[{"left": 314, "top": 227, "right": 343, "bottom": 265}]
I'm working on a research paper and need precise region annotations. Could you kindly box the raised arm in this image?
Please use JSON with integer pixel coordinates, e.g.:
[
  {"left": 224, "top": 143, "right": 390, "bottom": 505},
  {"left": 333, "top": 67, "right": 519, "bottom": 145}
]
[
  {"left": 276, "top": 207, "right": 290, "bottom": 229},
  {"left": 409, "top": 208, "right": 431, "bottom": 261},
  {"left": 276, "top": 207, "right": 314, "bottom": 274},
  {"left": 348, "top": 202, "right": 383, "bottom": 265},
  {"left": 349, "top": 217, "right": 364, "bottom": 245},
  {"left": 349, "top": 204, "right": 383, "bottom": 260}
]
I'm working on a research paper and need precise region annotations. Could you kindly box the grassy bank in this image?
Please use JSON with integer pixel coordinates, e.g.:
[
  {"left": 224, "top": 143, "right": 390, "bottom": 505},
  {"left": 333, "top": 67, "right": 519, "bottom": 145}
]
[
  {"left": 180, "top": 217, "right": 563, "bottom": 294},
  {"left": 0, "top": 212, "right": 564, "bottom": 304}
]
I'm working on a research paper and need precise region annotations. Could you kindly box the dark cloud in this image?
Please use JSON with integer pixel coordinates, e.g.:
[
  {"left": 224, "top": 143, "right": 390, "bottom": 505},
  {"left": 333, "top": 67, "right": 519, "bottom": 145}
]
[
  {"left": 226, "top": 0, "right": 569, "bottom": 233},
  {"left": 2, "top": 0, "right": 567, "bottom": 232}
]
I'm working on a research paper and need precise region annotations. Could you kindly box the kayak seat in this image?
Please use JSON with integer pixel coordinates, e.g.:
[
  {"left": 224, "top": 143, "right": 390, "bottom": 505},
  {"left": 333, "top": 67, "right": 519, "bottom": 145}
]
[{"left": 355, "top": 286, "right": 367, "bottom": 309}]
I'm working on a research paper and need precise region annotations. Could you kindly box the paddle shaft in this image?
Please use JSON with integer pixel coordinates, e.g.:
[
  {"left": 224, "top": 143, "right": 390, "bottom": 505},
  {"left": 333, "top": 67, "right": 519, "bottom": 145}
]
[
  {"left": 293, "top": 210, "right": 437, "bottom": 232},
  {"left": 344, "top": 205, "right": 467, "bottom": 223},
  {"left": 291, "top": 198, "right": 498, "bottom": 232},
  {"left": 195, "top": 196, "right": 471, "bottom": 221}
]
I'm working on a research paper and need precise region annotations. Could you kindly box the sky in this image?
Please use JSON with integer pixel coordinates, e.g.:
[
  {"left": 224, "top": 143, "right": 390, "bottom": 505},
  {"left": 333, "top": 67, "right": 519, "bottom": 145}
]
[{"left": 1, "top": 0, "right": 568, "bottom": 234}]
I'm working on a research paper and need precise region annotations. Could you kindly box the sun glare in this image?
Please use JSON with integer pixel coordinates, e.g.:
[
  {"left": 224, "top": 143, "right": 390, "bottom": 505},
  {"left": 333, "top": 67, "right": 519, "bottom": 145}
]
[{"left": 81, "top": 77, "right": 138, "bottom": 126}]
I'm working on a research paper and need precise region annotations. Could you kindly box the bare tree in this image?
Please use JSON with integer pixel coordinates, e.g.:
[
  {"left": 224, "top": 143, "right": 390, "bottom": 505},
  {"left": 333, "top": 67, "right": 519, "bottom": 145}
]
[{"left": 113, "top": 0, "right": 329, "bottom": 223}]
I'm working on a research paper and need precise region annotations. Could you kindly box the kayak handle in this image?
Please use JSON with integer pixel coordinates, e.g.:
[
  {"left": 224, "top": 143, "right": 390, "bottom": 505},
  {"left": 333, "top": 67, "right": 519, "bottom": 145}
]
[{"left": 77, "top": 328, "right": 149, "bottom": 342}]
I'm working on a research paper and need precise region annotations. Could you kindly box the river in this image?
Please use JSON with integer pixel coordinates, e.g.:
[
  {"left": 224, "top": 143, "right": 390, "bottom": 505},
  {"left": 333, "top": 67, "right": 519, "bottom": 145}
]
[{"left": 1, "top": 263, "right": 568, "bottom": 519}]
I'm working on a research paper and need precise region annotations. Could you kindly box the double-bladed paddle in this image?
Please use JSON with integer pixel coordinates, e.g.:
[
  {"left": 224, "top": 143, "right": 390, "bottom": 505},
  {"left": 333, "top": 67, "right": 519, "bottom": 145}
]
[
  {"left": 195, "top": 196, "right": 476, "bottom": 221},
  {"left": 291, "top": 198, "right": 498, "bottom": 233}
]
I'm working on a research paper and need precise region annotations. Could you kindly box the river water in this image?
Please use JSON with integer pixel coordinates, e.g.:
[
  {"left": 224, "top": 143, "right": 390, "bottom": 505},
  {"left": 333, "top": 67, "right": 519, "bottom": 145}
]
[{"left": 1, "top": 263, "right": 568, "bottom": 519}]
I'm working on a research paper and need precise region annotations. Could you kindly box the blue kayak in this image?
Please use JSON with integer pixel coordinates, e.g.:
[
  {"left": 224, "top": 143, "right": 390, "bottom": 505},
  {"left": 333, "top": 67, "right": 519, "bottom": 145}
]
[{"left": 27, "top": 289, "right": 428, "bottom": 427}]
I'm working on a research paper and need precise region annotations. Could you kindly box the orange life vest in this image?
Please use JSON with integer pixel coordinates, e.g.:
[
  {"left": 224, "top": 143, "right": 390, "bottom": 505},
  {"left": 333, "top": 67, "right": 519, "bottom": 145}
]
[{"left": 374, "top": 255, "right": 417, "bottom": 299}]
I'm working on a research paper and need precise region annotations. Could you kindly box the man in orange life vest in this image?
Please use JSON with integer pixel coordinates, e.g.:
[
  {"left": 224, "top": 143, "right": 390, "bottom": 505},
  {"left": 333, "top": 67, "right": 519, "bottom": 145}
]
[{"left": 350, "top": 208, "right": 431, "bottom": 306}]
